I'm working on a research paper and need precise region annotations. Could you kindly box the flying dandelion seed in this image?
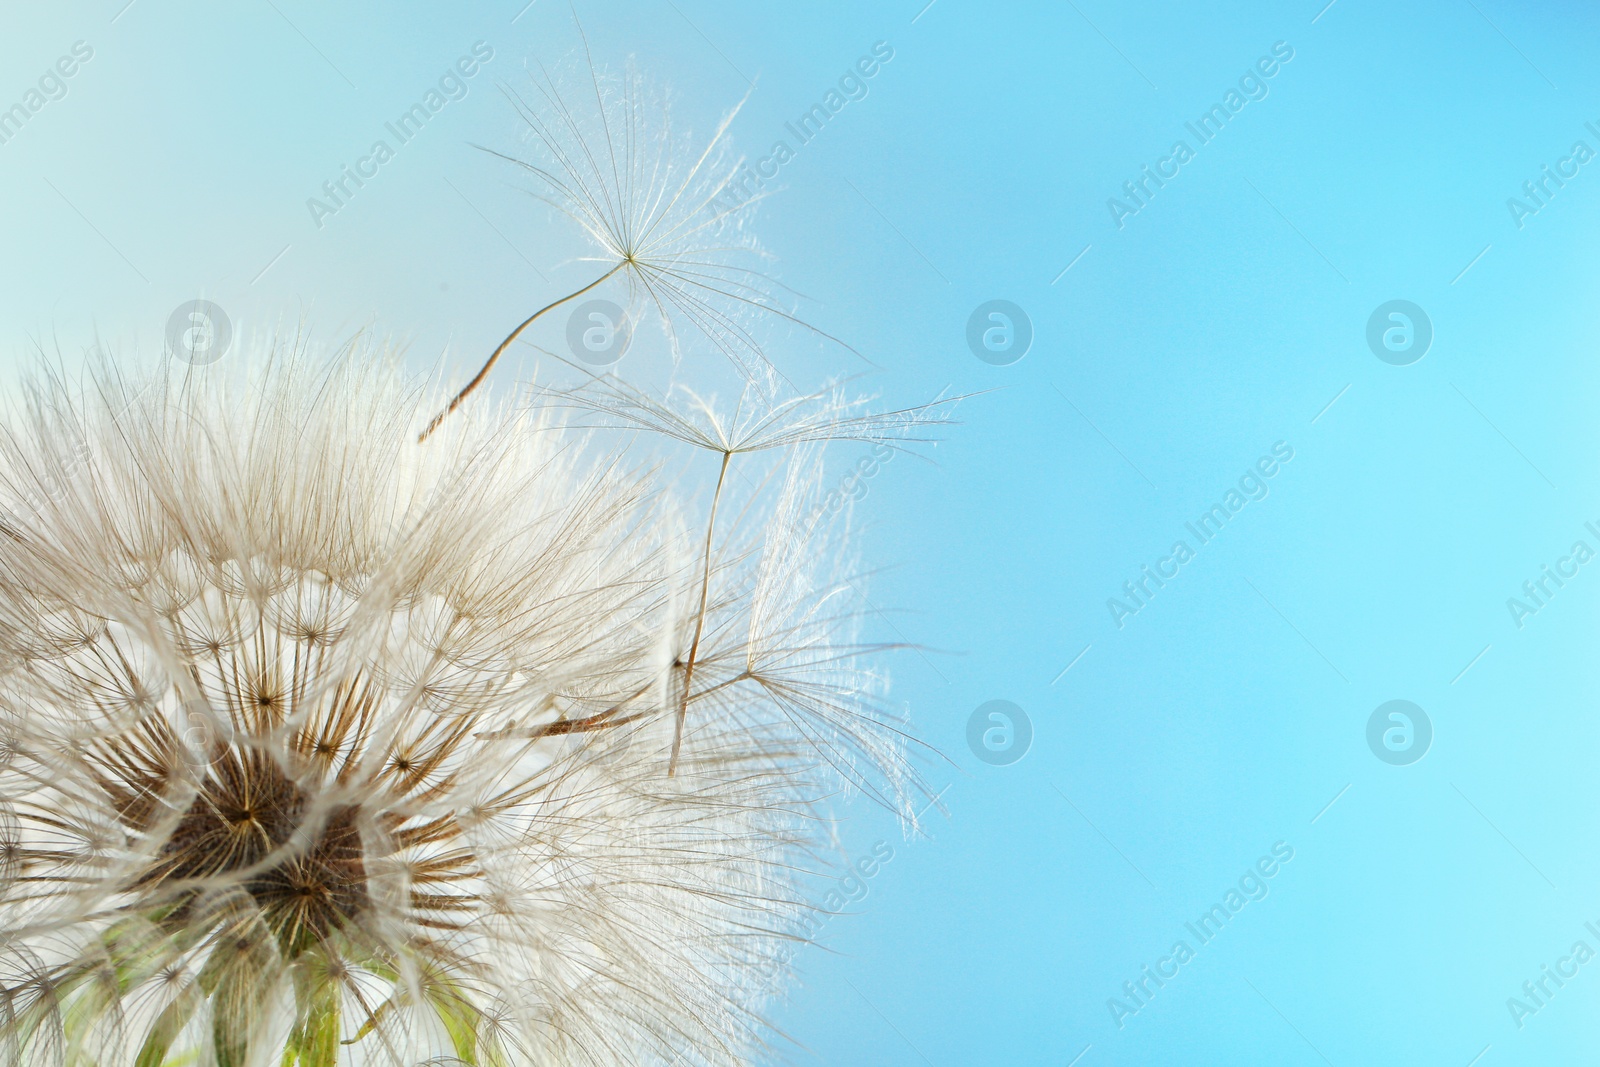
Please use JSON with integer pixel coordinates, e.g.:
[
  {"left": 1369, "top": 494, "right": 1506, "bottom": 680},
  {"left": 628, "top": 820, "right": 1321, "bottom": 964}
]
[
  {"left": 0, "top": 349, "right": 934, "bottom": 1066},
  {"left": 420, "top": 46, "right": 853, "bottom": 442},
  {"left": 530, "top": 364, "right": 959, "bottom": 778}
]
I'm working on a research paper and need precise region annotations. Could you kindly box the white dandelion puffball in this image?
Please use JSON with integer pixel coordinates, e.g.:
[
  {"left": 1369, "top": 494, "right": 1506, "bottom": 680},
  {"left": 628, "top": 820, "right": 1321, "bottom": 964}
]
[{"left": 0, "top": 352, "right": 917, "bottom": 1066}]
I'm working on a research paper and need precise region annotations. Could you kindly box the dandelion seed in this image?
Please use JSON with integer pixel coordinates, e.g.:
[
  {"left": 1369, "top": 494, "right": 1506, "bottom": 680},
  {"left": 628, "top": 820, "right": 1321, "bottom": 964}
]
[
  {"left": 528, "top": 362, "right": 961, "bottom": 779},
  {"left": 420, "top": 45, "right": 849, "bottom": 441}
]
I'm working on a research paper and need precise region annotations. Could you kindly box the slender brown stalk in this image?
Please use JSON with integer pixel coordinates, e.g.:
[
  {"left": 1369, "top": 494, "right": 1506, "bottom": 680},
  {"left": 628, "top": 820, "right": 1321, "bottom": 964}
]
[
  {"left": 668, "top": 448, "right": 731, "bottom": 776},
  {"left": 419, "top": 263, "right": 624, "bottom": 441}
]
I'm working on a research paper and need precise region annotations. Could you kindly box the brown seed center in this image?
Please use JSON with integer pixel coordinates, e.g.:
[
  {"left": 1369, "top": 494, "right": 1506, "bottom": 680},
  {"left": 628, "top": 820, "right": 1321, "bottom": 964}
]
[{"left": 137, "top": 753, "right": 369, "bottom": 954}]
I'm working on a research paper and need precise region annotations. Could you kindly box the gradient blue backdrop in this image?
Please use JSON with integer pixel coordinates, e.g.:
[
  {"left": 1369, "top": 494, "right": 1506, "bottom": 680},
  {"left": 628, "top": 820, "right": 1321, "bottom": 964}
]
[{"left": 4, "top": 2, "right": 1599, "bottom": 1064}]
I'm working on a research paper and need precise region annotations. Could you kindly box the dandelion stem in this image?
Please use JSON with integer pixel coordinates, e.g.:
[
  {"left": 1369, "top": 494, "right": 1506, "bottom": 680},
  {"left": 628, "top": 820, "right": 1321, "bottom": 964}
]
[
  {"left": 669, "top": 448, "right": 730, "bottom": 776},
  {"left": 419, "top": 262, "right": 625, "bottom": 441}
]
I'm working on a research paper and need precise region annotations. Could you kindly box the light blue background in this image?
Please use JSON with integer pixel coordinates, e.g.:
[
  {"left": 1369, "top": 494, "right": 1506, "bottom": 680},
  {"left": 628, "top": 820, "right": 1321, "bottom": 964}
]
[{"left": 5, "top": 1, "right": 1600, "bottom": 1064}]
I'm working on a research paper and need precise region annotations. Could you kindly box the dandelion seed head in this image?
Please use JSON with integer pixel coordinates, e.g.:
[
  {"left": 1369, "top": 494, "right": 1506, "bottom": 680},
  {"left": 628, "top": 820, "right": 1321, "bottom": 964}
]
[{"left": 0, "top": 348, "right": 914, "bottom": 1065}]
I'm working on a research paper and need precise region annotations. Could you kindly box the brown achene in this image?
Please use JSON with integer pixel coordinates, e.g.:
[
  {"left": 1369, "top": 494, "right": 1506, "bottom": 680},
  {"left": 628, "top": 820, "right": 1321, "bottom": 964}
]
[{"left": 134, "top": 749, "right": 373, "bottom": 956}]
